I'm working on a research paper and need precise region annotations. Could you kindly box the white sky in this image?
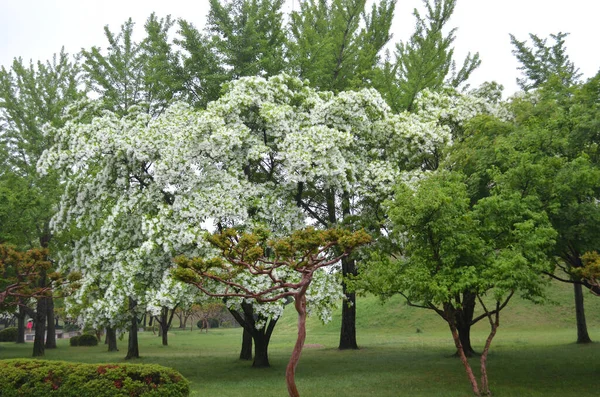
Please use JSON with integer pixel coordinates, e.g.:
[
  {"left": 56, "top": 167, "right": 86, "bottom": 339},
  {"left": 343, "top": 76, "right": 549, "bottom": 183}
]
[{"left": 1, "top": 0, "right": 599, "bottom": 96}]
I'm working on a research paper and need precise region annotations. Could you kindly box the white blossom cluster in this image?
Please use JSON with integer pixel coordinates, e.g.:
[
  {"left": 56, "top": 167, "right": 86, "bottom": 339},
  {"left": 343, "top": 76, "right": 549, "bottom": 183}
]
[{"left": 38, "top": 74, "right": 506, "bottom": 329}]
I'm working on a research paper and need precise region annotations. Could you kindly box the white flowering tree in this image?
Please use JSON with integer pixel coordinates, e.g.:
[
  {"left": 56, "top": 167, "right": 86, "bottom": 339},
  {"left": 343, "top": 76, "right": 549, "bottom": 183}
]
[{"left": 40, "top": 73, "right": 498, "bottom": 363}]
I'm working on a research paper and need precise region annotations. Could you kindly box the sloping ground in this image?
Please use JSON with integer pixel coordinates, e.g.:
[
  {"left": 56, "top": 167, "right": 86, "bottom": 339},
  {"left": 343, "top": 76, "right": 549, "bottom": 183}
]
[{"left": 276, "top": 277, "right": 600, "bottom": 337}]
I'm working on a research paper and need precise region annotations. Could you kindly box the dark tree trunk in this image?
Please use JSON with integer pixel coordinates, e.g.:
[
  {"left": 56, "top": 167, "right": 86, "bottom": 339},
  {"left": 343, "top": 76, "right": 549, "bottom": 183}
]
[
  {"left": 106, "top": 326, "right": 118, "bottom": 352},
  {"left": 16, "top": 304, "right": 26, "bottom": 344},
  {"left": 339, "top": 256, "right": 358, "bottom": 350},
  {"left": 45, "top": 296, "right": 56, "bottom": 349},
  {"left": 32, "top": 268, "right": 48, "bottom": 357},
  {"left": 160, "top": 308, "right": 169, "bottom": 346},
  {"left": 240, "top": 328, "right": 253, "bottom": 360},
  {"left": 125, "top": 298, "right": 139, "bottom": 359},
  {"left": 455, "top": 292, "right": 477, "bottom": 357},
  {"left": 574, "top": 283, "right": 592, "bottom": 343},
  {"left": 252, "top": 332, "right": 271, "bottom": 368},
  {"left": 338, "top": 191, "right": 359, "bottom": 350},
  {"left": 32, "top": 297, "right": 47, "bottom": 357},
  {"left": 229, "top": 302, "right": 278, "bottom": 367}
]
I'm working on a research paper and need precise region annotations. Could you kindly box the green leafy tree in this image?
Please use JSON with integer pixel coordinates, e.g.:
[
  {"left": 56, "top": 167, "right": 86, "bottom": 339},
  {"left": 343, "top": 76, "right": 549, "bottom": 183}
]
[
  {"left": 375, "top": 0, "right": 480, "bottom": 112},
  {"left": 289, "top": 0, "right": 396, "bottom": 92},
  {"left": 81, "top": 13, "right": 184, "bottom": 117},
  {"left": 207, "top": 0, "right": 288, "bottom": 79},
  {"left": 364, "top": 171, "right": 555, "bottom": 396},
  {"left": 175, "top": 20, "right": 228, "bottom": 108},
  {"left": 509, "top": 33, "right": 600, "bottom": 341},
  {"left": 0, "top": 51, "right": 84, "bottom": 356},
  {"left": 510, "top": 32, "right": 580, "bottom": 92}
]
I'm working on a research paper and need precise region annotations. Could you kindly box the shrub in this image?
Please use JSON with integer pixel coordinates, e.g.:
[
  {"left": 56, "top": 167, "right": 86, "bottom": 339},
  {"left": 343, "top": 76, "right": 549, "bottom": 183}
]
[
  {"left": 78, "top": 334, "right": 98, "bottom": 346},
  {"left": 69, "top": 336, "right": 80, "bottom": 346},
  {"left": 0, "top": 359, "right": 190, "bottom": 396},
  {"left": 0, "top": 327, "right": 18, "bottom": 342}
]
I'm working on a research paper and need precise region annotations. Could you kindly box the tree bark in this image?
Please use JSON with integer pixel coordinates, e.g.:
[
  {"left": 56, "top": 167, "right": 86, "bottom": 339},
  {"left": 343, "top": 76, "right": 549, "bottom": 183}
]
[
  {"left": 125, "top": 298, "right": 139, "bottom": 359},
  {"left": 286, "top": 294, "right": 307, "bottom": 397},
  {"left": 229, "top": 303, "right": 278, "bottom": 367},
  {"left": 16, "top": 304, "right": 26, "bottom": 344},
  {"left": 106, "top": 326, "right": 118, "bottom": 352},
  {"left": 32, "top": 268, "right": 47, "bottom": 357},
  {"left": 574, "top": 283, "right": 592, "bottom": 343},
  {"left": 449, "top": 322, "right": 479, "bottom": 396},
  {"left": 339, "top": 257, "right": 358, "bottom": 350},
  {"left": 455, "top": 292, "right": 476, "bottom": 357},
  {"left": 338, "top": 191, "right": 359, "bottom": 350},
  {"left": 32, "top": 297, "right": 46, "bottom": 357},
  {"left": 252, "top": 331, "right": 271, "bottom": 368},
  {"left": 45, "top": 296, "right": 56, "bottom": 349},
  {"left": 240, "top": 328, "right": 253, "bottom": 360}
]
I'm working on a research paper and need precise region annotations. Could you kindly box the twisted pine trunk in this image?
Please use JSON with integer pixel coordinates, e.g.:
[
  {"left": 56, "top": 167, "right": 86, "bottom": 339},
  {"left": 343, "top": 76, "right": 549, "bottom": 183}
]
[{"left": 286, "top": 294, "right": 307, "bottom": 397}]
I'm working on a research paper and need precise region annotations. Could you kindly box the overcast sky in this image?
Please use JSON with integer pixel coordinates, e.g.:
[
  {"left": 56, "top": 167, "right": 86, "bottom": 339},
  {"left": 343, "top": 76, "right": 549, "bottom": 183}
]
[{"left": 1, "top": 0, "right": 599, "bottom": 96}]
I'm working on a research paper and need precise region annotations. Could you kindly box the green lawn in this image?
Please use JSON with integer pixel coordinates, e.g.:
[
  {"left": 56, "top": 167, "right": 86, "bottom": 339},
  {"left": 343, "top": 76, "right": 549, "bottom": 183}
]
[{"left": 2, "top": 282, "right": 600, "bottom": 396}]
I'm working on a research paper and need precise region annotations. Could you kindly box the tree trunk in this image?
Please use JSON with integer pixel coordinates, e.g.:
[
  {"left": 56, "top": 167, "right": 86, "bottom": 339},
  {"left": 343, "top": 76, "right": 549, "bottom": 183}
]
[
  {"left": 45, "top": 296, "right": 56, "bottom": 349},
  {"left": 16, "top": 304, "right": 26, "bottom": 344},
  {"left": 286, "top": 294, "right": 307, "bottom": 397},
  {"left": 106, "top": 326, "right": 118, "bottom": 352},
  {"left": 252, "top": 331, "right": 271, "bottom": 368},
  {"left": 125, "top": 298, "right": 139, "bottom": 359},
  {"left": 574, "top": 283, "right": 592, "bottom": 343},
  {"left": 455, "top": 292, "right": 476, "bottom": 357},
  {"left": 32, "top": 268, "right": 48, "bottom": 357},
  {"left": 240, "top": 328, "right": 253, "bottom": 360},
  {"left": 229, "top": 303, "right": 277, "bottom": 367},
  {"left": 338, "top": 191, "right": 358, "bottom": 350},
  {"left": 449, "top": 322, "right": 479, "bottom": 396},
  {"left": 32, "top": 297, "right": 47, "bottom": 357},
  {"left": 339, "top": 256, "right": 358, "bottom": 350}
]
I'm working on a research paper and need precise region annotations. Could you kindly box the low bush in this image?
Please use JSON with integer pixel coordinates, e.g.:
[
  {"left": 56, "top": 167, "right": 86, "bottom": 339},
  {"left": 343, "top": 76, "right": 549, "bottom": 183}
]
[
  {"left": 0, "top": 327, "right": 18, "bottom": 342},
  {"left": 69, "top": 336, "right": 80, "bottom": 346},
  {"left": 78, "top": 334, "right": 98, "bottom": 346},
  {"left": 0, "top": 359, "right": 190, "bottom": 396}
]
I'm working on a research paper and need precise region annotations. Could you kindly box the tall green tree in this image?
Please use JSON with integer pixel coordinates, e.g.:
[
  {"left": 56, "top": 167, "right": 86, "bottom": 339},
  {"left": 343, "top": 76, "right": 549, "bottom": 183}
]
[
  {"left": 510, "top": 32, "right": 580, "bottom": 93},
  {"left": 511, "top": 33, "right": 598, "bottom": 344},
  {"left": 206, "top": 0, "right": 288, "bottom": 79},
  {"left": 289, "top": 0, "right": 396, "bottom": 92},
  {"left": 81, "top": 13, "right": 184, "bottom": 117},
  {"left": 376, "top": 0, "right": 480, "bottom": 112},
  {"left": 0, "top": 50, "right": 84, "bottom": 355}
]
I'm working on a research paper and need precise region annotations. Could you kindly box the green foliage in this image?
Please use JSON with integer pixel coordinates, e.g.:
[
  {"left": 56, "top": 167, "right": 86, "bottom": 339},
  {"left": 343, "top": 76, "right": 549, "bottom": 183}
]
[
  {"left": 510, "top": 32, "right": 580, "bottom": 92},
  {"left": 69, "top": 336, "right": 80, "bottom": 347},
  {"left": 77, "top": 334, "right": 99, "bottom": 346},
  {"left": 207, "top": 0, "right": 287, "bottom": 79},
  {"left": 81, "top": 14, "right": 184, "bottom": 116},
  {"left": 0, "top": 359, "right": 189, "bottom": 397},
  {"left": 0, "top": 326, "right": 18, "bottom": 342},
  {"left": 0, "top": 50, "right": 83, "bottom": 248},
  {"left": 288, "top": 0, "right": 396, "bottom": 92},
  {"left": 175, "top": 20, "right": 227, "bottom": 108},
  {"left": 376, "top": 0, "right": 480, "bottom": 111}
]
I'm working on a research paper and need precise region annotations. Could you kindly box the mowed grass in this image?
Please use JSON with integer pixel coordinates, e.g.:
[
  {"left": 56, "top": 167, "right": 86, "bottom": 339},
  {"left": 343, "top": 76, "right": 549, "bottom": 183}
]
[{"left": 2, "top": 280, "right": 600, "bottom": 397}]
